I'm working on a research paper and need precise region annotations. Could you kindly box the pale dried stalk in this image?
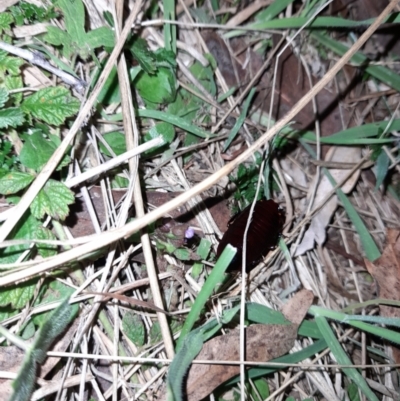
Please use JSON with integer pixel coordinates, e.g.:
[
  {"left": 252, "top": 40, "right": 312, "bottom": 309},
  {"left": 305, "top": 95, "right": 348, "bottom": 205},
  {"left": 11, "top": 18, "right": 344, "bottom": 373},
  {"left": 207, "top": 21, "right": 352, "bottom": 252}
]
[{"left": 115, "top": 2, "right": 175, "bottom": 359}]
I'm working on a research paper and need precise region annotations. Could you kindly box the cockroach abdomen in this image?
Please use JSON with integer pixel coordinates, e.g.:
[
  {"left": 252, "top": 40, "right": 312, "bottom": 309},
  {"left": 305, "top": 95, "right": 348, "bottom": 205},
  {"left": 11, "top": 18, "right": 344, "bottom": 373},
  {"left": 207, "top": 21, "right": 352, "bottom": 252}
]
[{"left": 216, "top": 199, "right": 284, "bottom": 272}]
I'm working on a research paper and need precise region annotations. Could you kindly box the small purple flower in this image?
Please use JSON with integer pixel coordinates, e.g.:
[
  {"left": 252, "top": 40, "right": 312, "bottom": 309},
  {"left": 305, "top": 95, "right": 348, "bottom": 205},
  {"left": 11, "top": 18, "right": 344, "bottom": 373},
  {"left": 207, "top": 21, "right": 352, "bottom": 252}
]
[{"left": 184, "top": 227, "right": 195, "bottom": 239}]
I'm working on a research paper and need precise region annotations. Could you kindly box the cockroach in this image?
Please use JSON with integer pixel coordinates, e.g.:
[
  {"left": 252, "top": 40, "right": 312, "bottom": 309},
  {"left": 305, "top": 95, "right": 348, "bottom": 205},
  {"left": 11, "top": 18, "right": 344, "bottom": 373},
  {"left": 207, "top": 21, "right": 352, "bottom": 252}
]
[{"left": 216, "top": 199, "right": 284, "bottom": 272}]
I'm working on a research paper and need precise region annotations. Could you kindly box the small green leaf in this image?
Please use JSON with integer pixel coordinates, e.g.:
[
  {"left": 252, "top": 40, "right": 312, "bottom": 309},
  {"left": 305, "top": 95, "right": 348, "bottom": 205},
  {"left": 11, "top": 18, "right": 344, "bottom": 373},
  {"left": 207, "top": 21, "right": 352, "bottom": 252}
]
[
  {"left": 0, "top": 171, "right": 34, "bottom": 195},
  {"left": 22, "top": 86, "right": 80, "bottom": 125},
  {"left": 0, "top": 280, "right": 36, "bottom": 309},
  {"left": 191, "top": 262, "right": 203, "bottom": 278},
  {"left": 86, "top": 26, "right": 115, "bottom": 49},
  {"left": 122, "top": 312, "right": 145, "bottom": 346},
  {"left": 0, "top": 213, "right": 40, "bottom": 264},
  {"left": 135, "top": 68, "right": 177, "bottom": 104},
  {"left": 100, "top": 132, "right": 126, "bottom": 156},
  {"left": 374, "top": 150, "right": 390, "bottom": 190},
  {"left": 35, "top": 226, "right": 57, "bottom": 257},
  {"left": 57, "top": 0, "right": 85, "bottom": 41},
  {"left": 21, "top": 320, "right": 36, "bottom": 340},
  {"left": 0, "top": 50, "right": 24, "bottom": 75},
  {"left": 20, "top": 131, "right": 58, "bottom": 171},
  {"left": 0, "top": 87, "right": 9, "bottom": 107},
  {"left": 33, "top": 281, "right": 78, "bottom": 326},
  {"left": 129, "top": 37, "right": 157, "bottom": 74},
  {"left": 196, "top": 238, "right": 211, "bottom": 259},
  {"left": 30, "top": 179, "right": 75, "bottom": 220},
  {"left": 143, "top": 122, "right": 175, "bottom": 156},
  {"left": 0, "top": 107, "right": 25, "bottom": 128},
  {"left": 5, "top": 75, "right": 23, "bottom": 104},
  {"left": 0, "top": 12, "right": 14, "bottom": 32},
  {"left": 44, "top": 25, "right": 71, "bottom": 46},
  {"left": 250, "top": 378, "right": 270, "bottom": 400},
  {"left": 174, "top": 248, "right": 191, "bottom": 261},
  {"left": 149, "top": 321, "right": 162, "bottom": 344}
]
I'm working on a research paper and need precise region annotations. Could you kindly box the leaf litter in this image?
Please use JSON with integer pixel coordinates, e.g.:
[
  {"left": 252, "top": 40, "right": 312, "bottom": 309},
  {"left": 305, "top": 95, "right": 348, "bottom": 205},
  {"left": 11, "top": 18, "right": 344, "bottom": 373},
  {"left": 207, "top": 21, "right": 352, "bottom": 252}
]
[{"left": 0, "top": 0, "right": 400, "bottom": 400}]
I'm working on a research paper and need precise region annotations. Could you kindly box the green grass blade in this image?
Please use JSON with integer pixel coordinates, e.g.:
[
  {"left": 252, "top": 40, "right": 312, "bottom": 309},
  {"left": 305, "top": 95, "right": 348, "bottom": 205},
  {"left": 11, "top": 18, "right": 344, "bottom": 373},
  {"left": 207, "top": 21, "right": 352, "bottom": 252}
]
[
  {"left": 137, "top": 109, "right": 213, "bottom": 139},
  {"left": 223, "top": 87, "right": 256, "bottom": 151},
  {"left": 302, "top": 119, "right": 400, "bottom": 145},
  {"left": 256, "top": 0, "right": 296, "bottom": 22},
  {"left": 225, "top": 338, "right": 328, "bottom": 385},
  {"left": 301, "top": 140, "right": 381, "bottom": 261},
  {"left": 315, "top": 315, "right": 379, "bottom": 401},
  {"left": 163, "top": 0, "right": 176, "bottom": 53},
  {"left": 310, "top": 306, "right": 400, "bottom": 344},
  {"left": 225, "top": 13, "right": 400, "bottom": 38},
  {"left": 175, "top": 245, "right": 237, "bottom": 352},
  {"left": 312, "top": 31, "right": 400, "bottom": 91},
  {"left": 167, "top": 305, "right": 241, "bottom": 401}
]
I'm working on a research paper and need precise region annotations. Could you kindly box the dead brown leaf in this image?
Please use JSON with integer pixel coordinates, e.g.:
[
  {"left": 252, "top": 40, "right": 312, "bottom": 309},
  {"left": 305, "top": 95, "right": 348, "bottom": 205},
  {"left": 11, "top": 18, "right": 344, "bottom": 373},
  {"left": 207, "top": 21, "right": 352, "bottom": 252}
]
[
  {"left": 365, "top": 229, "right": 400, "bottom": 363},
  {"left": 0, "top": 346, "right": 25, "bottom": 401},
  {"left": 186, "top": 289, "right": 314, "bottom": 401}
]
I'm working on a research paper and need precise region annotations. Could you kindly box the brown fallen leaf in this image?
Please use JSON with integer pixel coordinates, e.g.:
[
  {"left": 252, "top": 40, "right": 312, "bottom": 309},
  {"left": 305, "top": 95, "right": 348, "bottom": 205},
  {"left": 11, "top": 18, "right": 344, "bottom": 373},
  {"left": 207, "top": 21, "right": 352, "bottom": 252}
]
[
  {"left": 0, "top": 346, "right": 25, "bottom": 401},
  {"left": 186, "top": 289, "right": 314, "bottom": 401},
  {"left": 0, "top": 320, "right": 79, "bottom": 400},
  {"left": 364, "top": 229, "right": 400, "bottom": 363}
]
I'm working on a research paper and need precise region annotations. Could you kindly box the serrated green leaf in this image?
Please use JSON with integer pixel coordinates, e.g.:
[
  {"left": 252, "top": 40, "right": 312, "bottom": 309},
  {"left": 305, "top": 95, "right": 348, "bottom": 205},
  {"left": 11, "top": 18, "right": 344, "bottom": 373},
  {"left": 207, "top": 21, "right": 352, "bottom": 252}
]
[
  {"left": 22, "top": 86, "right": 80, "bottom": 125},
  {"left": 122, "top": 312, "right": 145, "bottom": 346},
  {"left": 0, "top": 50, "right": 24, "bottom": 75},
  {"left": 153, "top": 48, "right": 176, "bottom": 70},
  {"left": 100, "top": 132, "right": 126, "bottom": 156},
  {"left": 5, "top": 75, "right": 23, "bottom": 104},
  {"left": 0, "top": 12, "right": 14, "bottom": 32},
  {"left": 0, "top": 306, "right": 17, "bottom": 323},
  {"left": 149, "top": 321, "right": 162, "bottom": 344},
  {"left": 20, "top": 131, "right": 59, "bottom": 171},
  {"left": 86, "top": 26, "right": 115, "bottom": 49},
  {"left": 0, "top": 213, "right": 40, "bottom": 264},
  {"left": 44, "top": 25, "right": 71, "bottom": 47},
  {"left": 30, "top": 179, "right": 74, "bottom": 220},
  {"left": 10, "top": 2, "right": 55, "bottom": 24},
  {"left": 0, "top": 107, "right": 25, "bottom": 128},
  {"left": 35, "top": 226, "right": 57, "bottom": 257},
  {"left": 0, "top": 279, "right": 36, "bottom": 309},
  {"left": 0, "top": 171, "right": 34, "bottom": 195},
  {"left": 0, "top": 87, "right": 9, "bottom": 107},
  {"left": 129, "top": 37, "right": 157, "bottom": 74},
  {"left": 57, "top": 0, "right": 86, "bottom": 45}
]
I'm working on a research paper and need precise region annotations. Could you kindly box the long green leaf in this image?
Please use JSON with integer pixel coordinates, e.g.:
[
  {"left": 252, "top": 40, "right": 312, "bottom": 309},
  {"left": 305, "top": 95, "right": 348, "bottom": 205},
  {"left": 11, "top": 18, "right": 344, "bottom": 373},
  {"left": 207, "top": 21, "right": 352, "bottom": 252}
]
[
  {"left": 301, "top": 140, "right": 381, "bottom": 261},
  {"left": 302, "top": 119, "right": 400, "bottom": 145},
  {"left": 225, "top": 13, "right": 400, "bottom": 38},
  {"left": 175, "top": 244, "right": 237, "bottom": 352},
  {"left": 315, "top": 315, "right": 378, "bottom": 401},
  {"left": 137, "top": 109, "right": 213, "bottom": 139},
  {"left": 167, "top": 305, "right": 241, "bottom": 401},
  {"left": 312, "top": 31, "right": 400, "bottom": 92}
]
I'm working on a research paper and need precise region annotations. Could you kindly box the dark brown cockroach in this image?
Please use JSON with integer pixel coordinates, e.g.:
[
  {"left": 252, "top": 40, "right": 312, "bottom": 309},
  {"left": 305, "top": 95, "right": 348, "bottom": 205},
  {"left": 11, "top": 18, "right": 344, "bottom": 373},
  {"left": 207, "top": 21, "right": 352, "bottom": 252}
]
[{"left": 216, "top": 199, "right": 284, "bottom": 272}]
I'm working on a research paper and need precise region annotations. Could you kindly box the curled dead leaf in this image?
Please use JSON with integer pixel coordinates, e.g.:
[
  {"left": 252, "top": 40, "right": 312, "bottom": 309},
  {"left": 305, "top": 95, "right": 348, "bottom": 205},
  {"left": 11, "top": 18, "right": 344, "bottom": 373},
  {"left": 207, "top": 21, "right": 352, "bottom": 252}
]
[{"left": 186, "top": 290, "right": 314, "bottom": 401}]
